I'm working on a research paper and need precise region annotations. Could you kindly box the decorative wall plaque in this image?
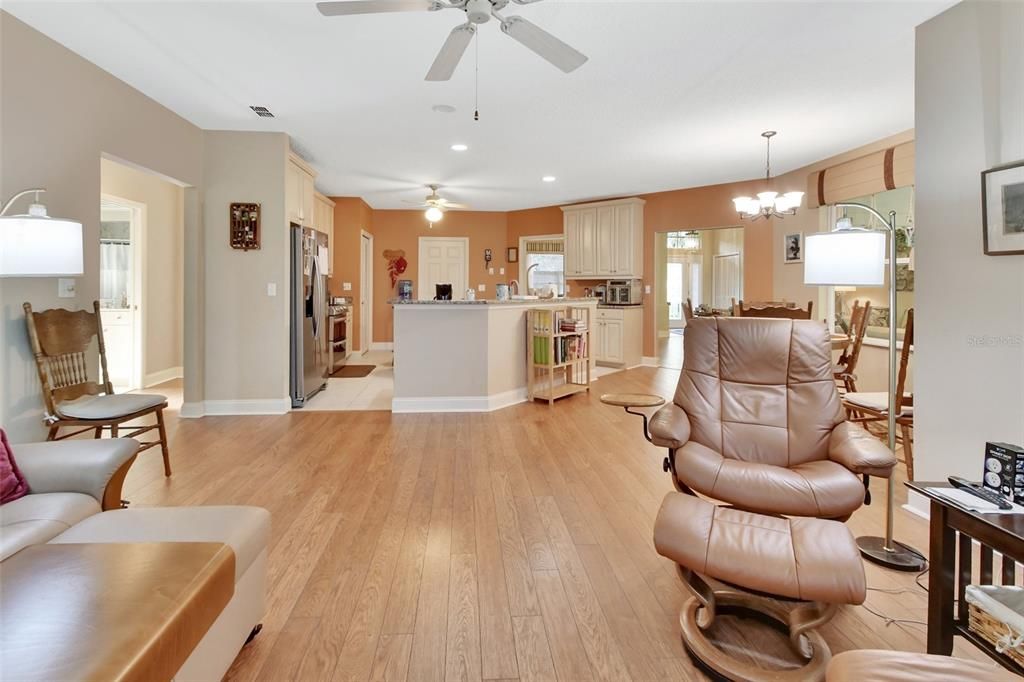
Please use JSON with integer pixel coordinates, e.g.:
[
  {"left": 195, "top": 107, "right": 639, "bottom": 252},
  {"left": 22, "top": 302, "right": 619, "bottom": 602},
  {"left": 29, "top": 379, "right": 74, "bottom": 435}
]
[{"left": 230, "top": 202, "right": 261, "bottom": 251}]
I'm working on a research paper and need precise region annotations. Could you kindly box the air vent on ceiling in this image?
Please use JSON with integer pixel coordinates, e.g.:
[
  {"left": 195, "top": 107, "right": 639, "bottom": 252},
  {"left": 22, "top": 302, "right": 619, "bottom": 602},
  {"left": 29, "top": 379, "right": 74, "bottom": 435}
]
[{"left": 250, "top": 106, "right": 275, "bottom": 118}]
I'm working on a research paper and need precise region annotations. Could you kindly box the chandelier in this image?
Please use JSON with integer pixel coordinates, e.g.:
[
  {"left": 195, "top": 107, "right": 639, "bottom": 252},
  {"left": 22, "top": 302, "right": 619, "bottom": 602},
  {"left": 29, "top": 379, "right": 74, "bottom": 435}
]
[{"left": 732, "top": 131, "right": 804, "bottom": 220}]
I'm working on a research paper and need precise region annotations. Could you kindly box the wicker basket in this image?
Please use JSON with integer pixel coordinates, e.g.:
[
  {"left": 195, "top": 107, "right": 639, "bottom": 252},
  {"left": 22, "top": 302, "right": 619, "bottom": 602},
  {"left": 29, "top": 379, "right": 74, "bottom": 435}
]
[{"left": 966, "top": 584, "right": 1024, "bottom": 668}]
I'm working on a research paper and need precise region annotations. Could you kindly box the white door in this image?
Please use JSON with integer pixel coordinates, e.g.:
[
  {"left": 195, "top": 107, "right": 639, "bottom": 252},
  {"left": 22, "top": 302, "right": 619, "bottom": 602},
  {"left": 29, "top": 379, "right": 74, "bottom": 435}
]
[
  {"left": 99, "top": 199, "right": 143, "bottom": 391},
  {"left": 419, "top": 238, "right": 468, "bottom": 300},
  {"left": 595, "top": 206, "right": 614, "bottom": 276},
  {"left": 712, "top": 253, "right": 741, "bottom": 311},
  {"left": 667, "top": 261, "right": 686, "bottom": 328},
  {"left": 360, "top": 232, "right": 372, "bottom": 353}
]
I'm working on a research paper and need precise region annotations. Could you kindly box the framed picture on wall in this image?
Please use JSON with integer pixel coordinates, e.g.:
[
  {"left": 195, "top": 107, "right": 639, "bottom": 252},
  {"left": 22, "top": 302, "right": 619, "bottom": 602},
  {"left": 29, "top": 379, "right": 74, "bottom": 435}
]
[
  {"left": 506, "top": 247, "right": 518, "bottom": 263},
  {"left": 982, "top": 159, "right": 1024, "bottom": 255},
  {"left": 783, "top": 232, "right": 803, "bottom": 264}
]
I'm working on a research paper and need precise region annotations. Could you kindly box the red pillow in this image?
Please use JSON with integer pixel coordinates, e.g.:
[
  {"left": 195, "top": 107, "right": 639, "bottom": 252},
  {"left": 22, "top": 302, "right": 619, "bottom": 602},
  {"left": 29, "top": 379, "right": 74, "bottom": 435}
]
[{"left": 1, "top": 429, "right": 29, "bottom": 504}]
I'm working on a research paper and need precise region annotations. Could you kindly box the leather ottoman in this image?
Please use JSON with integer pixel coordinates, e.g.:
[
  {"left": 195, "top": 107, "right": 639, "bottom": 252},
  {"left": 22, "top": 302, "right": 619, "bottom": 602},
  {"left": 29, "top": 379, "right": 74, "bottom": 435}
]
[
  {"left": 654, "top": 492, "right": 866, "bottom": 682},
  {"left": 826, "top": 649, "right": 1018, "bottom": 681}
]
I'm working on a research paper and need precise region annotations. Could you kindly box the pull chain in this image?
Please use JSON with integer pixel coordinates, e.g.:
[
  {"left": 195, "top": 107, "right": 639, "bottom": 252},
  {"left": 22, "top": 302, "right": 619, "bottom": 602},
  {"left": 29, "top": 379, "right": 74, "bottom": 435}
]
[
  {"left": 765, "top": 134, "right": 771, "bottom": 182},
  {"left": 474, "top": 31, "right": 480, "bottom": 122}
]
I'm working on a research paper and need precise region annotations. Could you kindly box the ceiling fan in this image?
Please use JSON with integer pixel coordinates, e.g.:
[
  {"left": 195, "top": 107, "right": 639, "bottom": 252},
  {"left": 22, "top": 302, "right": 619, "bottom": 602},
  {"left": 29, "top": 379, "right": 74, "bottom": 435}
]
[
  {"left": 403, "top": 184, "right": 468, "bottom": 223},
  {"left": 316, "top": 0, "right": 588, "bottom": 81}
]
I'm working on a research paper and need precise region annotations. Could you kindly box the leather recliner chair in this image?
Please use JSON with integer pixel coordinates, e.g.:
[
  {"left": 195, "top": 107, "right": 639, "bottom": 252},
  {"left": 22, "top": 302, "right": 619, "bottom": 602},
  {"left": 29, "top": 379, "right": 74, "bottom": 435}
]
[{"left": 650, "top": 317, "right": 896, "bottom": 520}]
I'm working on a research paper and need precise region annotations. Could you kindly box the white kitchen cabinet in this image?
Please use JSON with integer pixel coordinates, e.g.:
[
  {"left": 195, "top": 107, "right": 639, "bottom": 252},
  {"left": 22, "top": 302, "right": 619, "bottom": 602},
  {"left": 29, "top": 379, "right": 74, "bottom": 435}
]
[
  {"left": 562, "top": 197, "right": 644, "bottom": 279},
  {"left": 286, "top": 153, "right": 317, "bottom": 227},
  {"left": 314, "top": 192, "right": 335, "bottom": 276},
  {"left": 593, "top": 306, "right": 642, "bottom": 367}
]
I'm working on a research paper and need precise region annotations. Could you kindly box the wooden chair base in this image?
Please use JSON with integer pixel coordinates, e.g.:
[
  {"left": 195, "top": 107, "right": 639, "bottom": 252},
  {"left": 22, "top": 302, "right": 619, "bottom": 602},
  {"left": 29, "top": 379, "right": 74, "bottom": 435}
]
[
  {"left": 677, "top": 568, "right": 837, "bottom": 682},
  {"left": 46, "top": 405, "right": 172, "bottom": 477}
]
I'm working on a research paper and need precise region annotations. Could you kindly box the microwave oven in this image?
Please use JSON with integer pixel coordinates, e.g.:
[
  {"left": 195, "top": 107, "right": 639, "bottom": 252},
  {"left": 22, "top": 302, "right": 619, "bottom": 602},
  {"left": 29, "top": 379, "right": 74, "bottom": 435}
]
[{"left": 605, "top": 279, "right": 642, "bottom": 306}]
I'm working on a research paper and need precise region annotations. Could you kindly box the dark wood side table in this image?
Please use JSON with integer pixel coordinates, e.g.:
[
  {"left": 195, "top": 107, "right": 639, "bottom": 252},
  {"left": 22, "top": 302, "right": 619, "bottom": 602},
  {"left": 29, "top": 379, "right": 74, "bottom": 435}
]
[{"left": 907, "top": 481, "right": 1024, "bottom": 675}]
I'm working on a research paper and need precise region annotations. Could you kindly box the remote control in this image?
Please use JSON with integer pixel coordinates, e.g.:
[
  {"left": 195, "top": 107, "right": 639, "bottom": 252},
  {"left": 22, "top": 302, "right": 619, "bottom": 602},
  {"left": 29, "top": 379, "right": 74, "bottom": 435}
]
[{"left": 948, "top": 476, "right": 1013, "bottom": 510}]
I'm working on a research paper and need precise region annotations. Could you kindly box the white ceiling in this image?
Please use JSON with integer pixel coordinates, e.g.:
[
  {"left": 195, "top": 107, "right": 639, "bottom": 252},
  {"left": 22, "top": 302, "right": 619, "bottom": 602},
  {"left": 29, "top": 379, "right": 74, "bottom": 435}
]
[{"left": 6, "top": 1, "right": 950, "bottom": 210}]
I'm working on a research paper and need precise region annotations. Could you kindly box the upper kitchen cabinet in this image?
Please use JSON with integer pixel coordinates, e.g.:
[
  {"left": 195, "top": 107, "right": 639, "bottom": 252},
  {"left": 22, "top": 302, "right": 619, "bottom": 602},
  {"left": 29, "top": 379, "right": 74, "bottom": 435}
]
[
  {"left": 562, "top": 197, "right": 644, "bottom": 279},
  {"left": 314, "top": 192, "right": 335, "bottom": 275},
  {"left": 286, "top": 152, "right": 317, "bottom": 227}
]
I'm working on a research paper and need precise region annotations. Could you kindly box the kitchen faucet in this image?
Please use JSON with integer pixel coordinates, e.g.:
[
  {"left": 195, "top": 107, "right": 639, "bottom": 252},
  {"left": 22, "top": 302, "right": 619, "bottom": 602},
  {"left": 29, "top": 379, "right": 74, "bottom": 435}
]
[
  {"left": 509, "top": 279, "right": 519, "bottom": 295},
  {"left": 525, "top": 263, "right": 540, "bottom": 291}
]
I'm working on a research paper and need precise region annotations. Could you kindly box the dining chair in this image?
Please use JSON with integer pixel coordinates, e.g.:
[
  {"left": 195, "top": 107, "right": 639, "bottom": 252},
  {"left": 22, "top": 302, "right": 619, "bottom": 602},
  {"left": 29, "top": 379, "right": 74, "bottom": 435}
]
[
  {"left": 736, "top": 300, "right": 814, "bottom": 320},
  {"left": 843, "top": 308, "right": 914, "bottom": 479},
  {"left": 24, "top": 301, "right": 172, "bottom": 476},
  {"left": 834, "top": 300, "right": 872, "bottom": 393}
]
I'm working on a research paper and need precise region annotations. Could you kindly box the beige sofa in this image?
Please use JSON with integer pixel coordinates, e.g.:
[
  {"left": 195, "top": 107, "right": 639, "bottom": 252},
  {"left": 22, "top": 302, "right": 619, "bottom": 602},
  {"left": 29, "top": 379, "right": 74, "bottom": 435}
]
[{"left": 1, "top": 438, "right": 269, "bottom": 681}]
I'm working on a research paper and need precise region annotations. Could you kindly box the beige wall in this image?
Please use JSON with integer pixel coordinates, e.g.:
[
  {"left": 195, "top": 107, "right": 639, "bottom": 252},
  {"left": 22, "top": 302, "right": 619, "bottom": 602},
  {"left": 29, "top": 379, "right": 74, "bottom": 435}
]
[
  {"left": 0, "top": 12, "right": 204, "bottom": 441},
  {"left": 200, "top": 131, "right": 290, "bottom": 404},
  {"left": 100, "top": 158, "right": 184, "bottom": 383},
  {"left": 913, "top": 1, "right": 1024, "bottom": 491}
]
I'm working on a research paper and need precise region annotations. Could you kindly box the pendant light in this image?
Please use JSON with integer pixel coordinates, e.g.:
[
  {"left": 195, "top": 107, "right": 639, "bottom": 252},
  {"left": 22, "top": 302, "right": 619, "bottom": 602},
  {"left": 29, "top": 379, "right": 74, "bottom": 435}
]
[{"left": 732, "top": 131, "right": 804, "bottom": 220}]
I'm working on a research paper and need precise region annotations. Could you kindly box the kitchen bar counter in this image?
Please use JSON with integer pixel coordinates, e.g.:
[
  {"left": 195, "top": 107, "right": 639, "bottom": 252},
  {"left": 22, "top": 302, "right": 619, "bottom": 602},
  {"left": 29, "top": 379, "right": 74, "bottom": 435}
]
[{"left": 391, "top": 298, "right": 598, "bottom": 412}]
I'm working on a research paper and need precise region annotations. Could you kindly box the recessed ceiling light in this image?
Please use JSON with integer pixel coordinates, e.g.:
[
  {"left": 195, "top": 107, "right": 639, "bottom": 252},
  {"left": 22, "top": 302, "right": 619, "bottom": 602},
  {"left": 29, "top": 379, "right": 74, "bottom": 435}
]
[
  {"left": 450, "top": 143, "right": 468, "bottom": 152},
  {"left": 432, "top": 104, "right": 456, "bottom": 114},
  {"left": 542, "top": 176, "right": 556, "bottom": 182}
]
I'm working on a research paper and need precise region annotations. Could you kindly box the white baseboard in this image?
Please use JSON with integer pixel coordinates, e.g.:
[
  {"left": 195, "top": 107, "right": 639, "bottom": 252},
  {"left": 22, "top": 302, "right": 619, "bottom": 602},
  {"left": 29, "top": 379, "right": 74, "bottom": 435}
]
[
  {"left": 179, "top": 398, "right": 291, "bottom": 418},
  {"left": 369, "top": 342, "right": 394, "bottom": 351},
  {"left": 641, "top": 356, "right": 660, "bottom": 367},
  {"left": 392, "top": 388, "right": 527, "bottom": 413},
  {"left": 144, "top": 366, "right": 183, "bottom": 388}
]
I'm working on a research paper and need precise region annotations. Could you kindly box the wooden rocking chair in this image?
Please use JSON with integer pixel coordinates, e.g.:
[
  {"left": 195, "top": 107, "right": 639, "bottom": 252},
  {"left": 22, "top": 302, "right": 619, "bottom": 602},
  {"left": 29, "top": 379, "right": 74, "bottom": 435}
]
[{"left": 24, "top": 300, "right": 172, "bottom": 476}]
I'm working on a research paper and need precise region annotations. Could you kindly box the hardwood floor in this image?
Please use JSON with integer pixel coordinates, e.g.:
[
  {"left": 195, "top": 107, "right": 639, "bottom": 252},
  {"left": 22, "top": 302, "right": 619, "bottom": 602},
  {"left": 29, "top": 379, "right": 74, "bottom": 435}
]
[{"left": 124, "top": 369, "right": 1001, "bottom": 681}]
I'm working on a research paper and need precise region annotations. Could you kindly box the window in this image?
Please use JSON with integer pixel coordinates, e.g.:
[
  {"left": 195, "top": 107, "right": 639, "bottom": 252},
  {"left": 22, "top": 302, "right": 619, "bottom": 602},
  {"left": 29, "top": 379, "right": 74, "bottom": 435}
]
[
  {"left": 666, "top": 230, "right": 701, "bottom": 250},
  {"left": 523, "top": 238, "right": 565, "bottom": 296}
]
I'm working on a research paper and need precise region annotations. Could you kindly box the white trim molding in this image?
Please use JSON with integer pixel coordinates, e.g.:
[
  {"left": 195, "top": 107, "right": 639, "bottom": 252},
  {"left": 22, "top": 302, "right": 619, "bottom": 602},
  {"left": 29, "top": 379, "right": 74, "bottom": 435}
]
[
  {"left": 641, "top": 356, "right": 660, "bottom": 367},
  {"left": 392, "top": 388, "right": 527, "bottom": 414},
  {"left": 178, "top": 398, "right": 291, "bottom": 418},
  {"left": 369, "top": 341, "right": 394, "bottom": 351},
  {"left": 905, "top": 490, "right": 931, "bottom": 520},
  {"left": 144, "top": 366, "right": 183, "bottom": 388}
]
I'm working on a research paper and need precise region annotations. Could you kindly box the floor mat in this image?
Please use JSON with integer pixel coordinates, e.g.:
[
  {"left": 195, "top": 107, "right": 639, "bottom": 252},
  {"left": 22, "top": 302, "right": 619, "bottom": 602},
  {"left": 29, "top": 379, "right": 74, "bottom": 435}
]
[{"left": 330, "top": 365, "right": 375, "bottom": 378}]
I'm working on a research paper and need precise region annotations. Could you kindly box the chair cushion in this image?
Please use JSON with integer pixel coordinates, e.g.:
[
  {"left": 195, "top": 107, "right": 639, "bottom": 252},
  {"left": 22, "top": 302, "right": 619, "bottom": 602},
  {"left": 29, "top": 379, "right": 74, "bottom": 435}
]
[
  {"left": 826, "top": 649, "right": 1017, "bottom": 681},
  {"left": 844, "top": 391, "right": 913, "bottom": 415},
  {"left": 0, "top": 493, "right": 100, "bottom": 560},
  {"left": 1, "top": 429, "right": 29, "bottom": 504},
  {"left": 674, "top": 440, "right": 865, "bottom": 519},
  {"left": 654, "top": 492, "right": 866, "bottom": 604},
  {"left": 49, "top": 506, "right": 270, "bottom": 582},
  {"left": 57, "top": 393, "right": 167, "bottom": 420}
]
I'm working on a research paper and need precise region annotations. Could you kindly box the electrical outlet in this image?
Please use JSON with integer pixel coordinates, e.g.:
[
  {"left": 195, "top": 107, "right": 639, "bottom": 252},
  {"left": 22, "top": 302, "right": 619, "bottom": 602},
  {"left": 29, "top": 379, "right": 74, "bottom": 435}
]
[
  {"left": 499, "top": 267, "right": 505, "bottom": 275},
  {"left": 488, "top": 267, "right": 494, "bottom": 275},
  {"left": 57, "top": 278, "right": 76, "bottom": 298},
  {"left": 477, "top": 284, "right": 486, "bottom": 292},
  {"left": 644, "top": 284, "right": 652, "bottom": 295},
  {"left": 343, "top": 282, "right": 352, "bottom": 291},
  {"left": 267, "top": 282, "right": 277, "bottom": 297}
]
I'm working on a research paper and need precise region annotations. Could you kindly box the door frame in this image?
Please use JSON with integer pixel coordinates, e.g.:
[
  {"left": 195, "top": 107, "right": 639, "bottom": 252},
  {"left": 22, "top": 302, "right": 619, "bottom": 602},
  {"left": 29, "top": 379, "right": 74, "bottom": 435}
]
[
  {"left": 100, "top": 193, "right": 146, "bottom": 390},
  {"left": 418, "top": 236, "right": 469, "bottom": 300},
  {"left": 360, "top": 230, "right": 373, "bottom": 354}
]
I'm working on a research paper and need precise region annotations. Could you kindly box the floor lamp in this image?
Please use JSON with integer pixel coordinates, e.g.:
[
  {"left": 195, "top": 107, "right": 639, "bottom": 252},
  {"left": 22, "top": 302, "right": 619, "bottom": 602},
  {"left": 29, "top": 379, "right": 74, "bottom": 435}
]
[{"left": 804, "top": 202, "right": 925, "bottom": 571}]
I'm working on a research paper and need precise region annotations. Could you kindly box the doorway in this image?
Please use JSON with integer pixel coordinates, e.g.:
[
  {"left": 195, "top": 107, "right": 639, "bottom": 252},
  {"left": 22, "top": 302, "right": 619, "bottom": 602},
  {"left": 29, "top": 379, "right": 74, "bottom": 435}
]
[
  {"left": 418, "top": 237, "right": 469, "bottom": 300},
  {"left": 654, "top": 226, "right": 743, "bottom": 369},
  {"left": 360, "top": 231, "right": 373, "bottom": 353},
  {"left": 99, "top": 197, "right": 144, "bottom": 392}
]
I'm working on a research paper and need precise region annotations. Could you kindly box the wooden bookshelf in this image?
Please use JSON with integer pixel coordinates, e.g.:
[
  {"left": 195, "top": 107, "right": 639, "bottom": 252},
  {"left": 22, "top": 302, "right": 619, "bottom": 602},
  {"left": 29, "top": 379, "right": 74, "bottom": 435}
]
[{"left": 527, "top": 306, "right": 591, "bottom": 405}]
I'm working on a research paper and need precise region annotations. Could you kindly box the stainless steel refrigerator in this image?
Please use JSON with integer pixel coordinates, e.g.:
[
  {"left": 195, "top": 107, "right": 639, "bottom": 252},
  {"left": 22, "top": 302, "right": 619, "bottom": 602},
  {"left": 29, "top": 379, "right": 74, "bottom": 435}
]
[{"left": 290, "top": 224, "right": 328, "bottom": 407}]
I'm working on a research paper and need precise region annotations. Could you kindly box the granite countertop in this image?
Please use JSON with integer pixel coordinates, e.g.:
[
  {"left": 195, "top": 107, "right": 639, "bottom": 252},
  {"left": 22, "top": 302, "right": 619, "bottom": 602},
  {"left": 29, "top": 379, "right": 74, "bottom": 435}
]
[
  {"left": 597, "top": 303, "right": 643, "bottom": 309},
  {"left": 389, "top": 297, "right": 600, "bottom": 306}
]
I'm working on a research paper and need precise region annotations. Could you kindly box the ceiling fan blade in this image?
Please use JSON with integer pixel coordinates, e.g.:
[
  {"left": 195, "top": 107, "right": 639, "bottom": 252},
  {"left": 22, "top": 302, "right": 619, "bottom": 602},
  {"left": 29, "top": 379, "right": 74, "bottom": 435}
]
[
  {"left": 500, "top": 15, "right": 588, "bottom": 73},
  {"left": 440, "top": 201, "right": 469, "bottom": 209},
  {"left": 317, "top": 0, "right": 431, "bottom": 17},
  {"left": 425, "top": 23, "right": 476, "bottom": 81}
]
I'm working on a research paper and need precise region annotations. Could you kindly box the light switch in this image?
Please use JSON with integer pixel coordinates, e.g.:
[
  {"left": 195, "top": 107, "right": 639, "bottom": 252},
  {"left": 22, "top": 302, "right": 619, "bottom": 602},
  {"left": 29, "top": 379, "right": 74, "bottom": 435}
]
[
  {"left": 499, "top": 267, "right": 505, "bottom": 275},
  {"left": 58, "top": 278, "right": 76, "bottom": 298},
  {"left": 644, "top": 284, "right": 651, "bottom": 294},
  {"left": 267, "top": 282, "right": 277, "bottom": 297},
  {"left": 343, "top": 282, "right": 352, "bottom": 291},
  {"left": 488, "top": 267, "right": 494, "bottom": 275},
  {"left": 477, "top": 284, "right": 486, "bottom": 292}
]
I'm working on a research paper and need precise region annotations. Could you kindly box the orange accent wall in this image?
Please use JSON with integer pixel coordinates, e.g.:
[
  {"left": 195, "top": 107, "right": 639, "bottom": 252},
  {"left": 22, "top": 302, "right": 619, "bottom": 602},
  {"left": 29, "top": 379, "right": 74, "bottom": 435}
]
[
  {"left": 369, "top": 210, "right": 510, "bottom": 343},
  {"left": 329, "top": 196, "right": 373, "bottom": 350},
  {"left": 507, "top": 205, "right": 564, "bottom": 244}
]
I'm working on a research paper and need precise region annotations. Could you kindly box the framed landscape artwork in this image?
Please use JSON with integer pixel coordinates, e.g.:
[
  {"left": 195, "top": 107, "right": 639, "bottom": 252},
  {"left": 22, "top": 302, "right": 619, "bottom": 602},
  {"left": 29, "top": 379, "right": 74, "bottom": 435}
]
[
  {"left": 783, "top": 232, "right": 803, "bottom": 264},
  {"left": 982, "top": 159, "right": 1024, "bottom": 255}
]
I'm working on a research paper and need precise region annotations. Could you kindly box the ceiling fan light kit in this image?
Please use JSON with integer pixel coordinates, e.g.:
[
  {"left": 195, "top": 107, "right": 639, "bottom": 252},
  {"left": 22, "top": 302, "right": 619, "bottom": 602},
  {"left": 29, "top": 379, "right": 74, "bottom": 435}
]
[
  {"left": 732, "top": 131, "right": 804, "bottom": 221},
  {"left": 318, "top": 0, "right": 588, "bottom": 81}
]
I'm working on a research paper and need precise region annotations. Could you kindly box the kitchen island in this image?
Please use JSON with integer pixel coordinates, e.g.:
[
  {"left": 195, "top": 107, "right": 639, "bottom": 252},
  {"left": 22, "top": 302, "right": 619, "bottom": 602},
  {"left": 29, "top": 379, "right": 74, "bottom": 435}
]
[{"left": 390, "top": 298, "right": 599, "bottom": 412}]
